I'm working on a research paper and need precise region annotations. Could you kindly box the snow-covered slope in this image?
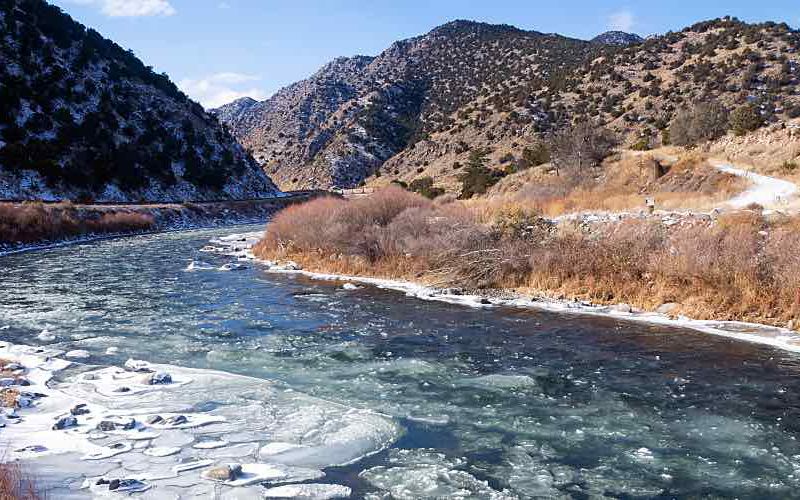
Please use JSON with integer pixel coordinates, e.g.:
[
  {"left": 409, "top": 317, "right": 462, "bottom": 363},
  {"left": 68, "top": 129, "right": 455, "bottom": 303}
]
[{"left": 0, "top": 0, "right": 279, "bottom": 202}]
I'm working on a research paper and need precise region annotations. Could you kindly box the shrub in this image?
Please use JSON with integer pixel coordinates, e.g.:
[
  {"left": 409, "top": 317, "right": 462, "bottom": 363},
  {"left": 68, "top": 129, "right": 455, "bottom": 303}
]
[
  {"left": 255, "top": 195, "right": 800, "bottom": 326},
  {"left": 548, "top": 121, "right": 616, "bottom": 176},
  {"left": 458, "top": 149, "right": 505, "bottom": 199},
  {"left": 729, "top": 103, "right": 763, "bottom": 135},
  {"left": 518, "top": 142, "right": 550, "bottom": 170},
  {"left": 0, "top": 203, "right": 155, "bottom": 244},
  {"left": 409, "top": 177, "right": 445, "bottom": 199},
  {"left": 669, "top": 100, "right": 729, "bottom": 146},
  {"left": 0, "top": 461, "right": 39, "bottom": 499}
]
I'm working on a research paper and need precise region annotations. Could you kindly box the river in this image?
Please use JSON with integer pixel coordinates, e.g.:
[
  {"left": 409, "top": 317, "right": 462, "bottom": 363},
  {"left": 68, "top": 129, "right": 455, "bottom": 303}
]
[{"left": 2, "top": 224, "right": 800, "bottom": 498}]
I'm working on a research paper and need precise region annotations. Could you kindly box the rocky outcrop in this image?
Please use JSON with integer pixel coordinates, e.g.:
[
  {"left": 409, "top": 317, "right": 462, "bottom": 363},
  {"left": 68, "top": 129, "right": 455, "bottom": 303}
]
[{"left": 590, "top": 31, "right": 644, "bottom": 46}]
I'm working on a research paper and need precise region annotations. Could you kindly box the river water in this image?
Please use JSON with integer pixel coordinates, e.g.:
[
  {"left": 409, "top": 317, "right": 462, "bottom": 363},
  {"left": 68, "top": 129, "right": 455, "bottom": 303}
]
[{"left": 2, "top": 225, "right": 800, "bottom": 499}]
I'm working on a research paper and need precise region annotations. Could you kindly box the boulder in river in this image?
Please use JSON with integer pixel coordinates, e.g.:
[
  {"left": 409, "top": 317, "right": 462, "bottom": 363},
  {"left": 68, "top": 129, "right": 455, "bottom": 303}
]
[
  {"left": 70, "top": 404, "right": 90, "bottom": 416},
  {"left": 52, "top": 416, "right": 77, "bottom": 430},
  {"left": 146, "top": 415, "right": 164, "bottom": 425},
  {"left": 203, "top": 463, "right": 242, "bottom": 482},
  {"left": 141, "top": 372, "right": 172, "bottom": 385},
  {"left": 165, "top": 415, "right": 188, "bottom": 426}
]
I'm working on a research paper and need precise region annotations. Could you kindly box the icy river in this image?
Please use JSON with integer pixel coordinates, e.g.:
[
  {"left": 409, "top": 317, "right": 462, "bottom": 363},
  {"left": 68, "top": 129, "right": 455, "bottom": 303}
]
[{"left": 2, "top": 224, "right": 800, "bottom": 498}]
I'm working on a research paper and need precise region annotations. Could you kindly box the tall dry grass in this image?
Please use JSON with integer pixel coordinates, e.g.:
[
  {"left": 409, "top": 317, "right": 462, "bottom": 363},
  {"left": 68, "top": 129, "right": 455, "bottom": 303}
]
[
  {"left": 0, "top": 461, "right": 39, "bottom": 499},
  {"left": 485, "top": 152, "right": 746, "bottom": 217},
  {"left": 255, "top": 188, "right": 800, "bottom": 327},
  {"left": 0, "top": 202, "right": 155, "bottom": 244}
]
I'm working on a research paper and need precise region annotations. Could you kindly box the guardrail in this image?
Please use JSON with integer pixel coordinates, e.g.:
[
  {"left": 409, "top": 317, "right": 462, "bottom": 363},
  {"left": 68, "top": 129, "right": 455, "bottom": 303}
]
[
  {"left": 331, "top": 187, "right": 375, "bottom": 196},
  {"left": 0, "top": 190, "right": 325, "bottom": 207}
]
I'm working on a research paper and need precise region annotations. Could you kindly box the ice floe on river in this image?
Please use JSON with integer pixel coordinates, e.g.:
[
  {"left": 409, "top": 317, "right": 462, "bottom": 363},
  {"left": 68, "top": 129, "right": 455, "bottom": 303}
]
[{"left": 0, "top": 341, "right": 400, "bottom": 498}]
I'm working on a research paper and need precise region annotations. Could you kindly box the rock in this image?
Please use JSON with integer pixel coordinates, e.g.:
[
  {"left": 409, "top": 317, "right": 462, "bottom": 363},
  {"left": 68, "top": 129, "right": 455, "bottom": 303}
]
[
  {"left": 16, "top": 396, "right": 33, "bottom": 408},
  {"left": 112, "top": 386, "right": 131, "bottom": 393},
  {"left": 96, "top": 421, "right": 117, "bottom": 432},
  {"left": 165, "top": 415, "right": 188, "bottom": 426},
  {"left": 97, "top": 478, "right": 149, "bottom": 493},
  {"left": 96, "top": 418, "right": 136, "bottom": 431},
  {"left": 82, "top": 373, "right": 100, "bottom": 381},
  {"left": 656, "top": 303, "right": 680, "bottom": 315},
  {"left": 612, "top": 303, "right": 633, "bottom": 313},
  {"left": 479, "top": 298, "right": 492, "bottom": 305},
  {"left": 142, "top": 372, "right": 172, "bottom": 385},
  {"left": 15, "top": 445, "right": 47, "bottom": 454},
  {"left": 65, "top": 350, "right": 91, "bottom": 359},
  {"left": 70, "top": 404, "right": 90, "bottom": 416},
  {"left": 203, "top": 464, "right": 243, "bottom": 482},
  {"left": 146, "top": 415, "right": 164, "bottom": 425},
  {"left": 52, "top": 416, "right": 77, "bottom": 430}
]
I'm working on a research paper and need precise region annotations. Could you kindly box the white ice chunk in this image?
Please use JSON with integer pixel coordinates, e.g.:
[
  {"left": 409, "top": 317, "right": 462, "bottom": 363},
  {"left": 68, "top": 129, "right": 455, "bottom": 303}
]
[
  {"left": 263, "top": 483, "right": 352, "bottom": 499},
  {"left": 143, "top": 446, "right": 181, "bottom": 457}
]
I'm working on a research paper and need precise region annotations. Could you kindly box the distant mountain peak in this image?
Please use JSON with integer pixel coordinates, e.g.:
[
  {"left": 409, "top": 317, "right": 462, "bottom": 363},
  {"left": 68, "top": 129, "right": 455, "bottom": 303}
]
[{"left": 591, "top": 31, "right": 644, "bottom": 46}]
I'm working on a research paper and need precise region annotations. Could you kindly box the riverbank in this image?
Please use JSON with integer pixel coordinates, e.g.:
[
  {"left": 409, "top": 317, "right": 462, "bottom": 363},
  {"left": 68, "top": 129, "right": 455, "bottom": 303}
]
[
  {"left": 0, "top": 194, "right": 319, "bottom": 256},
  {"left": 250, "top": 187, "right": 800, "bottom": 335},
  {"left": 192, "top": 230, "right": 800, "bottom": 355}
]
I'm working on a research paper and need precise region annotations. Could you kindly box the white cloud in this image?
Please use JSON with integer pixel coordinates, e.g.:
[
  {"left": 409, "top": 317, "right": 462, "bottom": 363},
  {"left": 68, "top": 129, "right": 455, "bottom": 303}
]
[
  {"left": 608, "top": 10, "right": 635, "bottom": 32},
  {"left": 72, "top": 0, "right": 176, "bottom": 17},
  {"left": 178, "top": 73, "right": 268, "bottom": 109}
]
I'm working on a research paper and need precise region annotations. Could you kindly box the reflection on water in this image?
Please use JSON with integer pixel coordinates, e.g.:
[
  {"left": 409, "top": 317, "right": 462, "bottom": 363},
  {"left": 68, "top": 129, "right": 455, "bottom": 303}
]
[{"left": 2, "top": 225, "right": 800, "bottom": 498}]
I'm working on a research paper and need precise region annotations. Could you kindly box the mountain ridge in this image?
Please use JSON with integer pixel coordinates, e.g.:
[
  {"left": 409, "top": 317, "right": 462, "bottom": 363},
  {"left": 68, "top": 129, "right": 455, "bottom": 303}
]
[
  {"left": 215, "top": 16, "right": 800, "bottom": 192},
  {"left": 0, "top": 0, "right": 280, "bottom": 202}
]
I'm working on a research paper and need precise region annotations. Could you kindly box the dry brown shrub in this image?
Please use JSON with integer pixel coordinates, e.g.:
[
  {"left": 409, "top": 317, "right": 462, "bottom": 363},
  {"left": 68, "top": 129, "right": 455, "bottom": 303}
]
[
  {"left": 0, "top": 204, "right": 155, "bottom": 244},
  {"left": 254, "top": 187, "right": 800, "bottom": 325},
  {"left": 0, "top": 461, "right": 40, "bottom": 499}
]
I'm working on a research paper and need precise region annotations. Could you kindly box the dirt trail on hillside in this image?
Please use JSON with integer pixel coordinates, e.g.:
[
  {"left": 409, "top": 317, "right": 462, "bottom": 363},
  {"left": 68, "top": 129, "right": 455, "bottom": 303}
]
[{"left": 709, "top": 159, "right": 799, "bottom": 210}]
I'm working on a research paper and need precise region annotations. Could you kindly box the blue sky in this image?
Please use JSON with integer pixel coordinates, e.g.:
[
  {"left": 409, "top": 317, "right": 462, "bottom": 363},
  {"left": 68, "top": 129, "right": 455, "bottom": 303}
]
[{"left": 52, "top": 0, "right": 798, "bottom": 108}]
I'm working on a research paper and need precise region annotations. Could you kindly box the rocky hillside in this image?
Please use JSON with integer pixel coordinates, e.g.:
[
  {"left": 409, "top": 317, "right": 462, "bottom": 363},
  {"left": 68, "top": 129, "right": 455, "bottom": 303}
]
[
  {"left": 590, "top": 31, "right": 645, "bottom": 46},
  {"left": 0, "top": 0, "right": 279, "bottom": 202},
  {"left": 217, "top": 17, "right": 800, "bottom": 193}
]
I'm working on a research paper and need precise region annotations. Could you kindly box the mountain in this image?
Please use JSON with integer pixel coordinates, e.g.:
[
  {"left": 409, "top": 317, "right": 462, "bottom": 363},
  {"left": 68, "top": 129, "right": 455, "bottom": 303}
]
[
  {"left": 0, "top": 0, "right": 279, "bottom": 202},
  {"left": 590, "top": 31, "right": 644, "bottom": 46},
  {"left": 216, "top": 17, "right": 800, "bottom": 193}
]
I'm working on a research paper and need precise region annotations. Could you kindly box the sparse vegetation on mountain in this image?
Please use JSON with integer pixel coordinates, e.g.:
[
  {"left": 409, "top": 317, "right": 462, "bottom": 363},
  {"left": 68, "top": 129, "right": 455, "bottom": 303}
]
[
  {"left": 217, "top": 17, "right": 800, "bottom": 192},
  {"left": 0, "top": 0, "right": 278, "bottom": 201}
]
